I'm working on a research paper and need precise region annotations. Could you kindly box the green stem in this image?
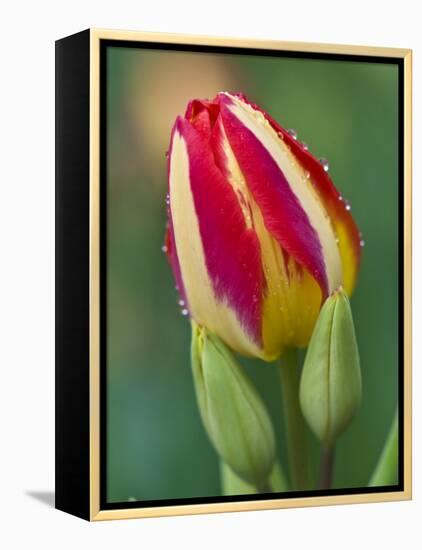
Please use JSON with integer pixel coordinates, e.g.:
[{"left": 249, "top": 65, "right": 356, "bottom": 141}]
[
  {"left": 319, "top": 445, "right": 335, "bottom": 490},
  {"left": 278, "top": 349, "right": 309, "bottom": 490},
  {"left": 369, "top": 410, "right": 398, "bottom": 487}
]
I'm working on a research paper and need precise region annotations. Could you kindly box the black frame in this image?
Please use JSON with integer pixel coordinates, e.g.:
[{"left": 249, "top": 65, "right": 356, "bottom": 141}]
[{"left": 55, "top": 29, "right": 91, "bottom": 520}]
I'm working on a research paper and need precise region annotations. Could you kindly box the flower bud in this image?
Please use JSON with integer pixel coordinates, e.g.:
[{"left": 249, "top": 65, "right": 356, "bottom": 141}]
[
  {"left": 299, "top": 288, "right": 361, "bottom": 445},
  {"left": 165, "top": 92, "right": 362, "bottom": 361},
  {"left": 191, "top": 321, "right": 276, "bottom": 486},
  {"left": 220, "top": 461, "right": 288, "bottom": 496}
]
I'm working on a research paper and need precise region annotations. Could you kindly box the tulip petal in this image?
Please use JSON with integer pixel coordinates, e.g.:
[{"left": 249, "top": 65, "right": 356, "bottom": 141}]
[
  {"left": 238, "top": 94, "right": 362, "bottom": 295},
  {"left": 219, "top": 93, "right": 343, "bottom": 299},
  {"left": 185, "top": 98, "right": 219, "bottom": 137},
  {"left": 168, "top": 116, "right": 265, "bottom": 357},
  {"left": 209, "top": 112, "right": 321, "bottom": 356},
  {"left": 273, "top": 129, "right": 361, "bottom": 295}
]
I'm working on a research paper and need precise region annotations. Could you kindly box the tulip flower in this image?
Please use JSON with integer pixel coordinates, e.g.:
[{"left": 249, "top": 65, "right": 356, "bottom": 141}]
[{"left": 165, "top": 92, "right": 362, "bottom": 361}]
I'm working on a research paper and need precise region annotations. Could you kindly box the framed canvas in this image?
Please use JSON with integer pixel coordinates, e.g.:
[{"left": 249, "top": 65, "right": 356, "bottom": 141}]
[{"left": 55, "top": 28, "right": 412, "bottom": 521}]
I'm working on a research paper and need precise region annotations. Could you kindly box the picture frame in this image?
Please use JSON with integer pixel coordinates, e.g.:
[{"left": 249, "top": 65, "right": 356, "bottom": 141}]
[{"left": 55, "top": 28, "right": 412, "bottom": 521}]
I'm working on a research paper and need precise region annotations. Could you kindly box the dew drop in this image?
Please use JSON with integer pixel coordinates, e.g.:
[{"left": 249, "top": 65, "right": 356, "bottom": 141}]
[
  {"left": 302, "top": 142, "right": 309, "bottom": 151},
  {"left": 360, "top": 239, "right": 365, "bottom": 248},
  {"left": 345, "top": 200, "right": 351, "bottom": 211},
  {"left": 161, "top": 244, "right": 168, "bottom": 253},
  {"left": 304, "top": 170, "right": 310, "bottom": 179},
  {"left": 165, "top": 193, "right": 170, "bottom": 206},
  {"left": 319, "top": 157, "right": 329, "bottom": 172},
  {"left": 181, "top": 308, "right": 189, "bottom": 316},
  {"left": 338, "top": 195, "right": 343, "bottom": 202},
  {"left": 288, "top": 129, "right": 298, "bottom": 140},
  {"left": 178, "top": 299, "right": 185, "bottom": 307}
]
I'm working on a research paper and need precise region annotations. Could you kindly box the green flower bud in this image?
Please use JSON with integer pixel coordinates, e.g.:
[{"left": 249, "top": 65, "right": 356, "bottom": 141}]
[
  {"left": 299, "top": 288, "right": 362, "bottom": 446},
  {"left": 191, "top": 321, "right": 276, "bottom": 487},
  {"left": 220, "top": 461, "right": 288, "bottom": 496}
]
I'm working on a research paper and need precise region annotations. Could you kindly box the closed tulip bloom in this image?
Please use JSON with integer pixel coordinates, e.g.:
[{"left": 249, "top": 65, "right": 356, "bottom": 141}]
[{"left": 165, "top": 92, "right": 361, "bottom": 361}]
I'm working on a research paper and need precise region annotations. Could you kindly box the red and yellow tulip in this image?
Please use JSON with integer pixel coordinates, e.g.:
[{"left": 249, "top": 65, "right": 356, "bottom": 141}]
[{"left": 165, "top": 92, "right": 362, "bottom": 361}]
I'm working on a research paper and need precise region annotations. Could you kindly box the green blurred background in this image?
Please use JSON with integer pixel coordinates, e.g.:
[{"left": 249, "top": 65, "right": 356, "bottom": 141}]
[{"left": 106, "top": 46, "right": 398, "bottom": 503}]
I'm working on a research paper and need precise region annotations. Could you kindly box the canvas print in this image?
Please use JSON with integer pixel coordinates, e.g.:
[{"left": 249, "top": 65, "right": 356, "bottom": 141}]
[{"left": 104, "top": 44, "right": 401, "bottom": 506}]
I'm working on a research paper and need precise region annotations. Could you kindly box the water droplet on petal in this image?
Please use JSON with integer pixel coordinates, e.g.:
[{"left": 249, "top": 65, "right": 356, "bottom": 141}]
[
  {"left": 338, "top": 195, "right": 343, "bottom": 202},
  {"left": 345, "top": 200, "right": 351, "bottom": 211},
  {"left": 360, "top": 239, "right": 365, "bottom": 247},
  {"left": 165, "top": 193, "right": 170, "bottom": 206},
  {"left": 302, "top": 142, "right": 309, "bottom": 151},
  {"left": 304, "top": 170, "right": 310, "bottom": 179},
  {"left": 161, "top": 244, "right": 168, "bottom": 253},
  {"left": 335, "top": 237, "right": 340, "bottom": 244},
  {"left": 178, "top": 299, "right": 185, "bottom": 307},
  {"left": 288, "top": 129, "right": 298, "bottom": 140},
  {"left": 319, "top": 157, "right": 329, "bottom": 172},
  {"left": 181, "top": 308, "right": 189, "bottom": 316}
]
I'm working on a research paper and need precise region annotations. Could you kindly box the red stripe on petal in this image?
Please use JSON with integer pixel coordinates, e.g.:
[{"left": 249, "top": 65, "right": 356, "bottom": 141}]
[
  {"left": 176, "top": 117, "right": 265, "bottom": 345},
  {"left": 278, "top": 125, "right": 361, "bottom": 286},
  {"left": 242, "top": 96, "right": 362, "bottom": 289},
  {"left": 219, "top": 96, "right": 330, "bottom": 298}
]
